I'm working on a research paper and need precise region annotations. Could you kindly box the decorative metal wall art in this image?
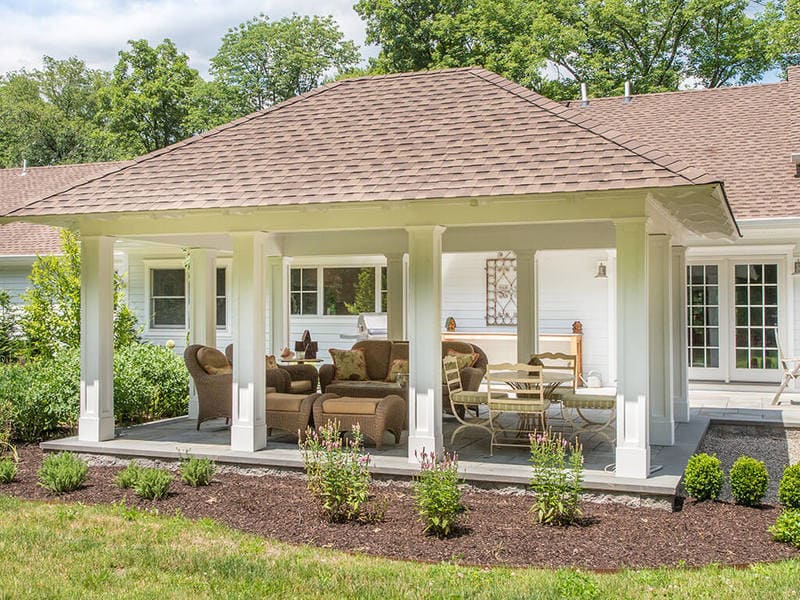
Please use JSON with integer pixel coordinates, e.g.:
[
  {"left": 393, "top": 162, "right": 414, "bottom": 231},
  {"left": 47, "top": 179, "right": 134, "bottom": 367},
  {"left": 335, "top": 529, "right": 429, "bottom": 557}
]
[{"left": 485, "top": 252, "right": 517, "bottom": 326}]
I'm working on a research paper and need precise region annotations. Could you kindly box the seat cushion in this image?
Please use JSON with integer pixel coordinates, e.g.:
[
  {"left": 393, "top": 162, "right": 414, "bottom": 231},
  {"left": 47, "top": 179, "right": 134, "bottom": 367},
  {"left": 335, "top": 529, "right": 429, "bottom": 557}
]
[
  {"left": 326, "top": 380, "right": 404, "bottom": 398},
  {"left": 266, "top": 386, "right": 277, "bottom": 394},
  {"left": 197, "top": 346, "right": 229, "bottom": 374},
  {"left": 329, "top": 348, "right": 368, "bottom": 381},
  {"left": 289, "top": 379, "right": 313, "bottom": 393},
  {"left": 267, "top": 392, "right": 307, "bottom": 412},
  {"left": 321, "top": 397, "right": 382, "bottom": 415}
]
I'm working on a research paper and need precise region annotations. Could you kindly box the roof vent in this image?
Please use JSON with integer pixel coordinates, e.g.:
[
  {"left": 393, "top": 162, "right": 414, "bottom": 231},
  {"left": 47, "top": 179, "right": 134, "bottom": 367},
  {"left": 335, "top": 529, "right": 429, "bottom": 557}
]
[
  {"left": 624, "top": 81, "right": 632, "bottom": 104},
  {"left": 793, "top": 153, "right": 800, "bottom": 177},
  {"left": 20, "top": 159, "right": 27, "bottom": 177},
  {"left": 580, "top": 82, "right": 589, "bottom": 107}
]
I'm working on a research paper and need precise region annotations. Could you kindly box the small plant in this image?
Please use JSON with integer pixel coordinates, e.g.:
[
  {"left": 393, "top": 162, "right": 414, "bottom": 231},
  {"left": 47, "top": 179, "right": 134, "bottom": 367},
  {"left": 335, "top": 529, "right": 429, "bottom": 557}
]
[
  {"left": 115, "top": 461, "right": 143, "bottom": 489},
  {"left": 0, "top": 457, "right": 17, "bottom": 483},
  {"left": 683, "top": 453, "right": 724, "bottom": 501},
  {"left": 179, "top": 456, "right": 216, "bottom": 487},
  {"left": 133, "top": 467, "right": 172, "bottom": 500},
  {"left": 413, "top": 449, "right": 462, "bottom": 537},
  {"left": 770, "top": 509, "right": 800, "bottom": 548},
  {"left": 529, "top": 430, "right": 584, "bottom": 526},
  {"left": 778, "top": 464, "right": 800, "bottom": 509},
  {"left": 729, "top": 455, "right": 769, "bottom": 506},
  {"left": 300, "top": 420, "right": 372, "bottom": 523},
  {"left": 37, "top": 452, "right": 88, "bottom": 494}
]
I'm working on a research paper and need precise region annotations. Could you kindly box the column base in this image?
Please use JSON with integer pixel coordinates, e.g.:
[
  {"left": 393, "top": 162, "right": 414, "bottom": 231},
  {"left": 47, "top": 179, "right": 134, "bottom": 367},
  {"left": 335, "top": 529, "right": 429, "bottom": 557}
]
[
  {"left": 649, "top": 418, "right": 675, "bottom": 446},
  {"left": 230, "top": 424, "right": 267, "bottom": 452},
  {"left": 407, "top": 433, "right": 443, "bottom": 463},
  {"left": 188, "top": 383, "right": 199, "bottom": 420},
  {"left": 615, "top": 445, "right": 651, "bottom": 479},
  {"left": 78, "top": 415, "right": 115, "bottom": 442}
]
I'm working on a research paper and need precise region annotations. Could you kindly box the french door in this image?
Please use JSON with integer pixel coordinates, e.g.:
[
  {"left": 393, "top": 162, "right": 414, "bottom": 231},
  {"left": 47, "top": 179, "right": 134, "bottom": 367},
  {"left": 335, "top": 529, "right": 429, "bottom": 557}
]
[{"left": 687, "top": 259, "right": 785, "bottom": 383}]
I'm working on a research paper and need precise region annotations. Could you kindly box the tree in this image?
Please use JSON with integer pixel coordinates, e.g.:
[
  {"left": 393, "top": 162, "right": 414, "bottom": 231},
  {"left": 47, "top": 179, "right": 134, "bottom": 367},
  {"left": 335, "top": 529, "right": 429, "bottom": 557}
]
[
  {"left": 100, "top": 39, "right": 201, "bottom": 154},
  {"left": 210, "top": 14, "right": 361, "bottom": 113},
  {"left": 20, "top": 230, "right": 140, "bottom": 359},
  {"left": 345, "top": 269, "right": 376, "bottom": 315}
]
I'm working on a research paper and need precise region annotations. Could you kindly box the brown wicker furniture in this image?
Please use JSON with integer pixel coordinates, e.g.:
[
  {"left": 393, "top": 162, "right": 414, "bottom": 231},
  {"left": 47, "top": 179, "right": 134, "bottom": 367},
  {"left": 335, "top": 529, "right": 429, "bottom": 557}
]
[
  {"left": 225, "top": 344, "right": 319, "bottom": 394},
  {"left": 184, "top": 344, "right": 233, "bottom": 430},
  {"left": 312, "top": 393, "right": 405, "bottom": 450},
  {"left": 267, "top": 391, "right": 317, "bottom": 441}
]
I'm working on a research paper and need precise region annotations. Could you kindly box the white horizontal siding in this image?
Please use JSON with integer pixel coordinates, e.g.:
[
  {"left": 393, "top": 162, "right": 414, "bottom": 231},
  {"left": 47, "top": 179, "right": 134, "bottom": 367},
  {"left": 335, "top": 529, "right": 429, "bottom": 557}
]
[
  {"left": 0, "top": 263, "right": 34, "bottom": 305},
  {"left": 289, "top": 315, "right": 360, "bottom": 363}
]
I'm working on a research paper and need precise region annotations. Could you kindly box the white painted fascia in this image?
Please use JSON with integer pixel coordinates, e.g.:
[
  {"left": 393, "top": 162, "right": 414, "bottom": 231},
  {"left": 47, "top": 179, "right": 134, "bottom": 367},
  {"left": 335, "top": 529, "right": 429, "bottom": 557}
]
[{"left": 687, "top": 244, "right": 796, "bottom": 258}]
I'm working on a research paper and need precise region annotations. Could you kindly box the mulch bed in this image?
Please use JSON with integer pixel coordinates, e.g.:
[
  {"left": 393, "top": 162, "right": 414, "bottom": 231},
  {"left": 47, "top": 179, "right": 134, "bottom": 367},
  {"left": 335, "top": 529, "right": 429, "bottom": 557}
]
[{"left": 2, "top": 445, "right": 798, "bottom": 570}]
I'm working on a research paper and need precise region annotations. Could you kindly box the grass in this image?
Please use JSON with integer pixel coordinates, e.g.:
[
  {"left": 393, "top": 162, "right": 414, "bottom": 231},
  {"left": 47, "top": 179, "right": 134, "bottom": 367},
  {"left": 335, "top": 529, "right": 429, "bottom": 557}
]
[{"left": 0, "top": 496, "right": 799, "bottom": 599}]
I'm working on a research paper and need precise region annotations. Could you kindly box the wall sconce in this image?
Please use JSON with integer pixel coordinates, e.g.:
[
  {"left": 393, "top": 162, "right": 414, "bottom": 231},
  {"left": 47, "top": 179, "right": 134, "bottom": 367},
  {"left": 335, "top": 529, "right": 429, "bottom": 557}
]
[
  {"left": 595, "top": 261, "right": 608, "bottom": 279},
  {"left": 793, "top": 259, "right": 800, "bottom": 276}
]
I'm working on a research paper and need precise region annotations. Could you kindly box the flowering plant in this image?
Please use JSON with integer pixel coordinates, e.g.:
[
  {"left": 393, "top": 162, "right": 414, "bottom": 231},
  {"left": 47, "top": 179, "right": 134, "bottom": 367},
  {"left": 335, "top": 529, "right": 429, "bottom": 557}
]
[
  {"left": 413, "top": 449, "right": 462, "bottom": 537},
  {"left": 529, "top": 429, "right": 584, "bottom": 525},
  {"left": 300, "top": 420, "right": 372, "bottom": 522}
]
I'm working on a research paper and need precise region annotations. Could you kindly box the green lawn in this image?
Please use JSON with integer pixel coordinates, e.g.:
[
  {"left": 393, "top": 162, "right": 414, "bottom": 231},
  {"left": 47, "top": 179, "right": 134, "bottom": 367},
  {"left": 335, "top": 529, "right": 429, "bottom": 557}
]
[{"left": 0, "top": 496, "right": 799, "bottom": 599}]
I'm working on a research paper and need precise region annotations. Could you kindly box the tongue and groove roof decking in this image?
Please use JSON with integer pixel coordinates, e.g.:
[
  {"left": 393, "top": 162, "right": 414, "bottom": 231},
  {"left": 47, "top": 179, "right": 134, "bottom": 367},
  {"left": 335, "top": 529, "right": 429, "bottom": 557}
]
[{"left": 7, "top": 68, "right": 720, "bottom": 219}]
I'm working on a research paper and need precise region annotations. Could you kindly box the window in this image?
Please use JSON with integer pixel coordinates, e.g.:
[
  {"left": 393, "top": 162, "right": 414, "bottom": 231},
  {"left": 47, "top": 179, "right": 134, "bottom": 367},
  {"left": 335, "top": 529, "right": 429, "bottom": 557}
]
[
  {"left": 734, "top": 263, "right": 778, "bottom": 370},
  {"left": 686, "top": 265, "right": 720, "bottom": 368},
  {"left": 291, "top": 268, "right": 318, "bottom": 315},
  {"left": 150, "top": 266, "right": 227, "bottom": 329},
  {"left": 151, "top": 269, "right": 185, "bottom": 328}
]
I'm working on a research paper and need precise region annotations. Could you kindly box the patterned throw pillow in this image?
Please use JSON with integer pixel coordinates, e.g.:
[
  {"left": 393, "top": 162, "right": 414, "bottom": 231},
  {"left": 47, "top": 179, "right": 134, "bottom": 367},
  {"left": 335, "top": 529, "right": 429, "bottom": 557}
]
[
  {"left": 447, "top": 349, "right": 479, "bottom": 370},
  {"left": 385, "top": 358, "right": 409, "bottom": 382},
  {"left": 330, "top": 348, "right": 368, "bottom": 381},
  {"left": 266, "top": 355, "right": 278, "bottom": 370}
]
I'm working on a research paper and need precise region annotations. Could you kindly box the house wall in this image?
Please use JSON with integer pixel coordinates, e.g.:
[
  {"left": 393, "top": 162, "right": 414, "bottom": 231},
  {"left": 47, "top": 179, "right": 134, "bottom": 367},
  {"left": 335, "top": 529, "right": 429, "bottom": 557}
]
[{"left": 0, "top": 259, "right": 34, "bottom": 304}]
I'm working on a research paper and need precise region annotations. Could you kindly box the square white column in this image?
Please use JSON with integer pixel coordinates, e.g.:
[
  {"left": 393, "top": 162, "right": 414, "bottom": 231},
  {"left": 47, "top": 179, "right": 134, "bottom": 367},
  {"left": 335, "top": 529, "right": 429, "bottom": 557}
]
[
  {"left": 267, "top": 256, "right": 288, "bottom": 355},
  {"left": 187, "top": 248, "right": 217, "bottom": 420},
  {"left": 515, "top": 249, "right": 538, "bottom": 361},
  {"left": 407, "top": 226, "right": 445, "bottom": 460},
  {"left": 78, "top": 235, "right": 115, "bottom": 442},
  {"left": 648, "top": 234, "right": 674, "bottom": 446},
  {"left": 672, "top": 246, "right": 689, "bottom": 422},
  {"left": 614, "top": 220, "right": 650, "bottom": 478},
  {"left": 386, "top": 253, "right": 405, "bottom": 340},
  {"left": 230, "top": 232, "right": 267, "bottom": 452}
]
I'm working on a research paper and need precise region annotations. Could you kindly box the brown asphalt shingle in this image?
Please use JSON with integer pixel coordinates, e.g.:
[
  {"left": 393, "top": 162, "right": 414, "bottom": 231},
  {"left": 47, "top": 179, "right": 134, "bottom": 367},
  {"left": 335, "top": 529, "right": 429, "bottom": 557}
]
[
  {"left": 566, "top": 68, "right": 800, "bottom": 220},
  {"left": 0, "top": 162, "right": 129, "bottom": 255},
  {"left": 5, "top": 68, "right": 720, "bottom": 219}
]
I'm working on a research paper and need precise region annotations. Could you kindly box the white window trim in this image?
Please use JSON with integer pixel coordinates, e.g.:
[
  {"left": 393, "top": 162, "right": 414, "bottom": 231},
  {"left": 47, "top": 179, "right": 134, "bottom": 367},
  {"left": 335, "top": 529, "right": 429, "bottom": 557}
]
[{"left": 144, "top": 258, "right": 232, "bottom": 336}]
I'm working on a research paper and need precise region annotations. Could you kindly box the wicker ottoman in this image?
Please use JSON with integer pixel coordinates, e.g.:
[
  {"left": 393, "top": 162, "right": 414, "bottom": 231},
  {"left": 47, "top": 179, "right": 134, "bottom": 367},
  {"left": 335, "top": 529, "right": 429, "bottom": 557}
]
[
  {"left": 266, "top": 391, "right": 317, "bottom": 441},
  {"left": 312, "top": 393, "right": 405, "bottom": 450}
]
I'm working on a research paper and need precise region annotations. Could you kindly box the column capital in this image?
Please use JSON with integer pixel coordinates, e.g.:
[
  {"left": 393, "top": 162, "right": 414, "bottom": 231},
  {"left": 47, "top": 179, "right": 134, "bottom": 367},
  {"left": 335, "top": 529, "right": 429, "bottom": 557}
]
[
  {"left": 613, "top": 217, "right": 650, "bottom": 231},
  {"left": 384, "top": 252, "right": 405, "bottom": 261},
  {"left": 513, "top": 248, "right": 536, "bottom": 259},
  {"left": 406, "top": 225, "right": 446, "bottom": 235}
]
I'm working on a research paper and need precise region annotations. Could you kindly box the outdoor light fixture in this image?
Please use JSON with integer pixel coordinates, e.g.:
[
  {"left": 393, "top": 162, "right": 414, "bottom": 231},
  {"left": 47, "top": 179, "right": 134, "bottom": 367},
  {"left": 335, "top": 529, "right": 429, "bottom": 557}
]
[
  {"left": 595, "top": 261, "right": 608, "bottom": 279},
  {"left": 793, "top": 259, "right": 800, "bottom": 276}
]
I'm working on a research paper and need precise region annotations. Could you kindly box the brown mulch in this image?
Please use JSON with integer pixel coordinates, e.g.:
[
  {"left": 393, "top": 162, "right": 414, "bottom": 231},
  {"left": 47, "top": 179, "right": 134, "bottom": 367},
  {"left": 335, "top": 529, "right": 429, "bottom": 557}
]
[{"left": 2, "top": 445, "right": 798, "bottom": 570}]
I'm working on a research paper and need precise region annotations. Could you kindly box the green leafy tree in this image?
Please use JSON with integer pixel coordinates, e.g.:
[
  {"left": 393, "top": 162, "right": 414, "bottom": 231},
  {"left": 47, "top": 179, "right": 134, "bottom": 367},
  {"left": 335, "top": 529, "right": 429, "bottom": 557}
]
[
  {"left": 345, "top": 269, "right": 376, "bottom": 315},
  {"left": 20, "top": 230, "right": 140, "bottom": 358},
  {"left": 775, "top": 0, "right": 800, "bottom": 69},
  {"left": 210, "top": 14, "right": 361, "bottom": 113},
  {"left": 100, "top": 39, "right": 201, "bottom": 154},
  {"left": 0, "top": 290, "right": 19, "bottom": 362}
]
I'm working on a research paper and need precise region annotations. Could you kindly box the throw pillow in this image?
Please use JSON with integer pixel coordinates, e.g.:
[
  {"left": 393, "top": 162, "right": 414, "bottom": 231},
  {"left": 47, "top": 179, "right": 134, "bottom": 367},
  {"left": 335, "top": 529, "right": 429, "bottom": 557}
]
[
  {"left": 447, "top": 349, "right": 479, "bottom": 370},
  {"left": 330, "top": 348, "right": 368, "bottom": 381},
  {"left": 385, "top": 358, "right": 409, "bottom": 382},
  {"left": 266, "top": 355, "right": 278, "bottom": 370},
  {"left": 206, "top": 365, "right": 232, "bottom": 376}
]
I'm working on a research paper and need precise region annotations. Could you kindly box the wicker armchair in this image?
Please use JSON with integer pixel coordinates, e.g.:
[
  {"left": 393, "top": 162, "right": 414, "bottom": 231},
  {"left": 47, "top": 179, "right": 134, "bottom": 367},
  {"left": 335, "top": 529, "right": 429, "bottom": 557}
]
[
  {"left": 225, "top": 344, "right": 318, "bottom": 394},
  {"left": 184, "top": 345, "right": 233, "bottom": 430}
]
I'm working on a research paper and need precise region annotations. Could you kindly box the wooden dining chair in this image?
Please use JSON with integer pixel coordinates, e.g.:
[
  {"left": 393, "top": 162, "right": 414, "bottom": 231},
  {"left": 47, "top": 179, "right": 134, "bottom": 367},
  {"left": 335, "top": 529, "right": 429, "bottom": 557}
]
[{"left": 486, "top": 362, "right": 549, "bottom": 455}]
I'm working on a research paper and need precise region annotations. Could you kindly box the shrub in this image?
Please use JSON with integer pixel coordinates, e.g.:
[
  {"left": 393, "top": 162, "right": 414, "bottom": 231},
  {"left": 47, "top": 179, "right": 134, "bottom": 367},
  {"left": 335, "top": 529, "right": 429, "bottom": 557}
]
[
  {"left": 37, "top": 452, "right": 88, "bottom": 494},
  {"left": 730, "top": 455, "right": 769, "bottom": 506},
  {"left": 413, "top": 449, "right": 462, "bottom": 537},
  {"left": 300, "top": 421, "right": 371, "bottom": 523},
  {"left": 115, "top": 462, "right": 143, "bottom": 489},
  {"left": 179, "top": 456, "right": 216, "bottom": 487},
  {"left": 529, "top": 430, "right": 584, "bottom": 526},
  {"left": 0, "top": 290, "right": 20, "bottom": 362},
  {"left": 683, "top": 453, "right": 724, "bottom": 501},
  {"left": 778, "top": 464, "right": 800, "bottom": 509},
  {"left": 770, "top": 509, "right": 800, "bottom": 548},
  {"left": 0, "top": 458, "right": 17, "bottom": 483},
  {"left": 133, "top": 467, "right": 172, "bottom": 500}
]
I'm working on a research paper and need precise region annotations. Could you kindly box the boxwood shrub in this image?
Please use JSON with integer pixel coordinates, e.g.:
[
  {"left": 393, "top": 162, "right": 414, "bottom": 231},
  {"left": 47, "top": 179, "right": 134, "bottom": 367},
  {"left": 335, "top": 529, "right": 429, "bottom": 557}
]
[
  {"left": 778, "top": 464, "right": 800, "bottom": 509},
  {"left": 770, "top": 509, "right": 800, "bottom": 548},
  {"left": 683, "top": 453, "right": 724, "bottom": 501},
  {"left": 729, "top": 455, "right": 769, "bottom": 507}
]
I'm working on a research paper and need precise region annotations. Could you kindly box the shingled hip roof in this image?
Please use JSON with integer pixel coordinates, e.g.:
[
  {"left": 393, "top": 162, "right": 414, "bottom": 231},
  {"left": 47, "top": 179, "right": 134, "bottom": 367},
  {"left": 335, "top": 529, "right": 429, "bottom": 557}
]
[{"left": 6, "top": 68, "right": 726, "bottom": 223}]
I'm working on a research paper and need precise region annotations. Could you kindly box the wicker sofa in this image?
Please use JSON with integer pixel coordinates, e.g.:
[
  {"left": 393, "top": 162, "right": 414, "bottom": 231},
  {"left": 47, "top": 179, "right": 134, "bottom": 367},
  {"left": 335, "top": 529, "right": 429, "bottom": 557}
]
[{"left": 319, "top": 340, "right": 487, "bottom": 414}]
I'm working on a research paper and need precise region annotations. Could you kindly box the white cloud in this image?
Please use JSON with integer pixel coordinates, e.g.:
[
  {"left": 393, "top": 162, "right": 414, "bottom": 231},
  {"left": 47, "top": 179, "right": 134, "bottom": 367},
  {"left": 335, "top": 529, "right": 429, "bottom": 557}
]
[{"left": 0, "top": 0, "right": 374, "bottom": 77}]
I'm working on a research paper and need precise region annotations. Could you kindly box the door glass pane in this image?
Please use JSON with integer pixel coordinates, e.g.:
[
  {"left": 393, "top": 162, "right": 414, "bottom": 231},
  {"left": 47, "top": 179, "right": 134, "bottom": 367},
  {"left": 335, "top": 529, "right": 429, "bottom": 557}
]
[
  {"left": 686, "top": 264, "right": 719, "bottom": 368},
  {"left": 733, "top": 263, "right": 779, "bottom": 370}
]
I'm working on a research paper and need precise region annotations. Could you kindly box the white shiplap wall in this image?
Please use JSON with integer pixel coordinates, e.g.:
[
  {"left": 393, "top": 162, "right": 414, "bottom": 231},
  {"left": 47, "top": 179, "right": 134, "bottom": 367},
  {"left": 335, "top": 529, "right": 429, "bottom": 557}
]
[{"left": 0, "top": 261, "right": 35, "bottom": 304}]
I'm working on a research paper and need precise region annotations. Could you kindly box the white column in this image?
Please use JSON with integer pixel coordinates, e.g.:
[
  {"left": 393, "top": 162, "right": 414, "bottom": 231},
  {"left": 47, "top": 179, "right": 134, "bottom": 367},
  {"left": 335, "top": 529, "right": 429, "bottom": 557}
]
[
  {"left": 407, "top": 226, "right": 445, "bottom": 460},
  {"left": 78, "top": 235, "right": 115, "bottom": 442},
  {"left": 267, "top": 256, "right": 288, "bottom": 355},
  {"left": 515, "top": 249, "right": 538, "bottom": 361},
  {"left": 648, "top": 234, "right": 674, "bottom": 446},
  {"left": 672, "top": 246, "right": 689, "bottom": 423},
  {"left": 187, "top": 248, "right": 217, "bottom": 420},
  {"left": 230, "top": 232, "right": 267, "bottom": 452},
  {"left": 386, "top": 253, "right": 405, "bottom": 340},
  {"left": 614, "top": 220, "right": 650, "bottom": 478}
]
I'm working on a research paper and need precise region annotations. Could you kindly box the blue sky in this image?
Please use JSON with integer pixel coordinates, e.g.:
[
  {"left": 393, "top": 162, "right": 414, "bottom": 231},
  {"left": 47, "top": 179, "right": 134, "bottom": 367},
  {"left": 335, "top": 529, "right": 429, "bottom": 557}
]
[{"left": 0, "top": 0, "right": 373, "bottom": 77}]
